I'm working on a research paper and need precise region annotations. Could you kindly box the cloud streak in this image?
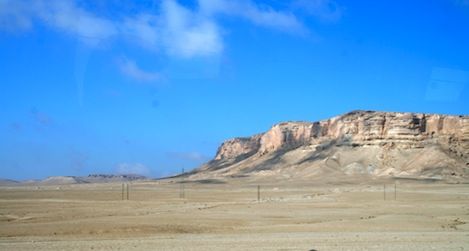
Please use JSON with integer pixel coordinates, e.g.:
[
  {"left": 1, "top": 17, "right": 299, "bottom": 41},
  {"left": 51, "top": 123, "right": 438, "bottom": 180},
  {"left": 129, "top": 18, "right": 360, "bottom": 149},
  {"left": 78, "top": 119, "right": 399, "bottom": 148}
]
[
  {"left": 0, "top": 0, "right": 117, "bottom": 45},
  {"left": 117, "top": 57, "right": 161, "bottom": 82},
  {"left": 0, "top": 0, "right": 343, "bottom": 83},
  {"left": 198, "top": 0, "right": 306, "bottom": 33},
  {"left": 0, "top": 0, "right": 341, "bottom": 57},
  {"left": 292, "top": 0, "right": 343, "bottom": 23},
  {"left": 161, "top": 0, "right": 223, "bottom": 58}
]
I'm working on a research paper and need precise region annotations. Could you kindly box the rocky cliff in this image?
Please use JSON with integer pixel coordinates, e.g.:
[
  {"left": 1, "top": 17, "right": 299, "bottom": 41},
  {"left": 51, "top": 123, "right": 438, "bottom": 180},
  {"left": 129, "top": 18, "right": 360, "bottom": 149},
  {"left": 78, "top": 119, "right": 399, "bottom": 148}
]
[{"left": 193, "top": 111, "right": 469, "bottom": 182}]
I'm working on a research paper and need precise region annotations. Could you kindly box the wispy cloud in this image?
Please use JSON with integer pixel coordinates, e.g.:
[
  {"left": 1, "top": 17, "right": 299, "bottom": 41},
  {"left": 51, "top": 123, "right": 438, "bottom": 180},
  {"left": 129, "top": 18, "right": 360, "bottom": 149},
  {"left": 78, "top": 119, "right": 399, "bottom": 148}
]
[
  {"left": 0, "top": 0, "right": 342, "bottom": 86},
  {"left": 0, "top": 0, "right": 34, "bottom": 31},
  {"left": 121, "top": 14, "right": 160, "bottom": 50},
  {"left": 117, "top": 57, "right": 161, "bottom": 82},
  {"left": 116, "top": 162, "right": 150, "bottom": 176},
  {"left": 0, "top": 0, "right": 117, "bottom": 45},
  {"left": 0, "top": 0, "right": 339, "bottom": 57},
  {"left": 162, "top": 0, "right": 223, "bottom": 57},
  {"left": 122, "top": 0, "right": 223, "bottom": 58},
  {"left": 293, "top": 0, "right": 343, "bottom": 23},
  {"left": 199, "top": 0, "right": 306, "bottom": 33}
]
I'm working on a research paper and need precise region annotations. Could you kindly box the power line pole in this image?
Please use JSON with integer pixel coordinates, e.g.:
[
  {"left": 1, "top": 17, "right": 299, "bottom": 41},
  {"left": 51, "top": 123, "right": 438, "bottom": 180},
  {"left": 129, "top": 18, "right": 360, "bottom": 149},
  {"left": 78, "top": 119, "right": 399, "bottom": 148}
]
[
  {"left": 257, "top": 185, "right": 260, "bottom": 202},
  {"left": 383, "top": 184, "right": 386, "bottom": 201},
  {"left": 127, "top": 183, "right": 130, "bottom": 200},
  {"left": 180, "top": 168, "right": 185, "bottom": 199}
]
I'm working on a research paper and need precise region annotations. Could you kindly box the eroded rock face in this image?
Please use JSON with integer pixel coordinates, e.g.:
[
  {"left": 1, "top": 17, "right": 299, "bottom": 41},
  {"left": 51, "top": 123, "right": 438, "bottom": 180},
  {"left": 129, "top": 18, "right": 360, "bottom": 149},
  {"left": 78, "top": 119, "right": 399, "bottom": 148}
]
[
  {"left": 214, "top": 111, "right": 468, "bottom": 160},
  {"left": 214, "top": 135, "right": 261, "bottom": 160},
  {"left": 200, "top": 111, "right": 468, "bottom": 180},
  {"left": 259, "top": 122, "right": 314, "bottom": 155}
]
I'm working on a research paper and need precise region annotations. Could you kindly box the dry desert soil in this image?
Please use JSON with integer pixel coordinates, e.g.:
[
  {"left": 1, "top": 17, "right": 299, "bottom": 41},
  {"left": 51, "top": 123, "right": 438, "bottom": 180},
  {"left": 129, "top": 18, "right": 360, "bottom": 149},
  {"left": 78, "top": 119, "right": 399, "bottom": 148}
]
[{"left": 1, "top": 178, "right": 469, "bottom": 250}]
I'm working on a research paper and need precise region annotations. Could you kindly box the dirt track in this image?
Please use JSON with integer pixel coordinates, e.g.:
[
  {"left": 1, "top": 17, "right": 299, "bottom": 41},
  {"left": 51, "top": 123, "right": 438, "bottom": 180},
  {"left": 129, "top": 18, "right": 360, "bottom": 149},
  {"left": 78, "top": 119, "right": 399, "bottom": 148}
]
[{"left": 1, "top": 180, "right": 468, "bottom": 250}]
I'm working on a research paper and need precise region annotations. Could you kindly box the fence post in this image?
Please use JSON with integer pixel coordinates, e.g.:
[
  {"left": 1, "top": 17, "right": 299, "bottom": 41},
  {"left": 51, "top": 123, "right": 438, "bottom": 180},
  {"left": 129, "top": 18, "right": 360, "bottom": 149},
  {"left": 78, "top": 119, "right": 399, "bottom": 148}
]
[
  {"left": 127, "top": 183, "right": 130, "bottom": 200},
  {"left": 257, "top": 185, "right": 260, "bottom": 202},
  {"left": 383, "top": 184, "right": 386, "bottom": 201},
  {"left": 180, "top": 168, "right": 185, "bottom": 199}
]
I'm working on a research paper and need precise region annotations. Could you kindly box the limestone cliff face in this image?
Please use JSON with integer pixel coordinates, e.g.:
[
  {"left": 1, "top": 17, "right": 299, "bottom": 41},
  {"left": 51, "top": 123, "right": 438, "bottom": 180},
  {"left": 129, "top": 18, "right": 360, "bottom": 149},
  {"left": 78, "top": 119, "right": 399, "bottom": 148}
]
[
  {"left": 214, "top": 135, "right": 261, "bottom": 160},
  {"left": 214, "top": 111, "right": 468, "bottom": 159},
  {"left": 197, "top": 111, "right": 468, "bottom": 181}
]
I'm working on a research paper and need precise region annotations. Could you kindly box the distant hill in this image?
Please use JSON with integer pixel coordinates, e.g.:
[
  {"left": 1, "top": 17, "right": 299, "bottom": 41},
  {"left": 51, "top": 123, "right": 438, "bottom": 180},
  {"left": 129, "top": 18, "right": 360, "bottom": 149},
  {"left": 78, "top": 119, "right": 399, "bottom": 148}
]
[
  {"left": 190, "top": 110, "right": 469, "bottom": 183},
  {"left": 83, "top": 174, "right": 147, "bottom": 183},
  {"left": 0, "top": 174, "right": 148, "bottom": 186},
  {"left": 0, "top": 179, "right": 19, "bottom": 186},
  {"left": 39, "top": 176, "right": 86, "bottom": 185}
]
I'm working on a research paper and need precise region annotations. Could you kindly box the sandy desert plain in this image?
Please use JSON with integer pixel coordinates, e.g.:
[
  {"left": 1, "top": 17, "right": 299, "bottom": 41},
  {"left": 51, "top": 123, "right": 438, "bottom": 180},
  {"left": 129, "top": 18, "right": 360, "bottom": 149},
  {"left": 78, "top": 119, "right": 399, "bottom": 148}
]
[{"left": 0, "top": 177, "right": 468, "bottom": 251}]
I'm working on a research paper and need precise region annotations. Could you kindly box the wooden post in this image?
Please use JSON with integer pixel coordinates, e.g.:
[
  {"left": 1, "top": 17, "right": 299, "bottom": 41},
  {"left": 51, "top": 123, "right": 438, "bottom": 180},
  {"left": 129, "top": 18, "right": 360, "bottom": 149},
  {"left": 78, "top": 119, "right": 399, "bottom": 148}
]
[
  {"left": 257, "top": 185, "right": 260, "bottom": 202},
  {"left": 394, "top": 182, "right": 397, "bottom": 200},
  {"left": 126, "top": 183, "right": 129, "bottom": 200},
  {"left": 122, "top": 183, "right": 124, "bottom": 201},
  {"left": 180, "top": 168, "right": 185, "bottom": 199},
  {"left": 383, "top": 184, "right": 386, "bottom": 201}
]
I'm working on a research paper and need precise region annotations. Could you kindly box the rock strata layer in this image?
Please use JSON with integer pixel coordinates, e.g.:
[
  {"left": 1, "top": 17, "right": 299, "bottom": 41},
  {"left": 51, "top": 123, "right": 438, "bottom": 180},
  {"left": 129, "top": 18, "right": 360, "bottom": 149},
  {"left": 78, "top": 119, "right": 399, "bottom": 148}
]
[{"left": 194, "top": 111, "right": 469, "bottom": 181}]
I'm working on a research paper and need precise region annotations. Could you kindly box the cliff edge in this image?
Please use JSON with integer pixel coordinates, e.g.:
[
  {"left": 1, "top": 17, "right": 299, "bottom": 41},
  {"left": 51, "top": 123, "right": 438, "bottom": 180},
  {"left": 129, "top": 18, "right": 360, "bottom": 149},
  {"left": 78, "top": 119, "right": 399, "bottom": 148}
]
[{"left": 191, "top": 111, "right": 469, "bottom": 182}]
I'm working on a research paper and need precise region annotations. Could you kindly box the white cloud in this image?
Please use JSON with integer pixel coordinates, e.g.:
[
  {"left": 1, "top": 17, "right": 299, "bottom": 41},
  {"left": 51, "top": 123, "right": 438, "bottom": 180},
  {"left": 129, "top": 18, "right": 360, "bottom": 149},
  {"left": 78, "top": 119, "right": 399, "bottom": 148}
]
[
  {"left": 112, "top": 0, "right": 225, "bottom": 59},
  {"left": 116, "top": 163, "right": 150, "bottom": 176},
  {"left": 0, "top": 0, "right": 224, "bottom": 56},
  {"left": 40, "top": 1, "right": 117, "bottom": 45},
  {"left": 122, "top": 1, "right": 223, "bottom": 58},
  {"left": 3, "top": 0, "right": 335, "bottom": 85},
  {"left": 0, "top": 0, "right": 34, "bottom": 31},
  {"left": 293, "top": 0, "right": 343, "bottom": 23},
  {"left": 0, "top": 0, "right": 319, "bottom": 56},
  {"left": 0, "top": 0, "right": 344, "bottom": 86},
  {"left": 122, "top": 14, "right": 160, "bottom": 50},
  {"left": 117, "top": 57, "right": 160, "bottom": 82},
  {"left": 160, "top": 0, "right": 223, "bottom": 58},
  {"left": 242, "top": 5, "right": 304, "bottom": 33},
  {"left": 0, "top": 0, "right": 117, "bottom": 45},
  {"left": 199, "top": 0, "right": 306, "bottom": 33}
]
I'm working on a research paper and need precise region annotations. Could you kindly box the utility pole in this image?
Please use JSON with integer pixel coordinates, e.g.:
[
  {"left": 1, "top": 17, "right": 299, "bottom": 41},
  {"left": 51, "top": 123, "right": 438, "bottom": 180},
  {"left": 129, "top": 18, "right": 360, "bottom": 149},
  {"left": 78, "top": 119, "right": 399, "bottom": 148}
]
[
  {"left": 127, "top": 183, "right": 130, "bottom": 200},
  {"left": 383, "top": 184, "right": 386, "bottom": 201},
  {"left": 180, "top": 168, "right": 185, "bottom": 199},
  {"left": 122, "top": 183, "right": 124, "bottom": 201},
  {"left": 257, "top": 185, "right": 260, "bottom": 202}
]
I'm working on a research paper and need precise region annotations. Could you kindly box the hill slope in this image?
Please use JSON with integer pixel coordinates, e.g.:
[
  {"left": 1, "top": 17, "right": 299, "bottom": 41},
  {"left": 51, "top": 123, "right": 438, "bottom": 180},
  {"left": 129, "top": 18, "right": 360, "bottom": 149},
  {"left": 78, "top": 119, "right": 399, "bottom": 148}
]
[{"left": 191, "top": 111, "right": 469, "bottom": 182}]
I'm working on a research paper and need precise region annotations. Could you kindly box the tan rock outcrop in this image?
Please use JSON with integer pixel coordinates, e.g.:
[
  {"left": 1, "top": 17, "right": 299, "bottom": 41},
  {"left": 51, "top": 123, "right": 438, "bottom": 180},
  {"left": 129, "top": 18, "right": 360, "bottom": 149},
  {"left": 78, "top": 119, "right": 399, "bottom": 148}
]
[
  {"left": 196, "top": 111, "right": 469, "bottom": 181},
  {"left": 214, "top": 135, "right": 261, "bottom": 160}
]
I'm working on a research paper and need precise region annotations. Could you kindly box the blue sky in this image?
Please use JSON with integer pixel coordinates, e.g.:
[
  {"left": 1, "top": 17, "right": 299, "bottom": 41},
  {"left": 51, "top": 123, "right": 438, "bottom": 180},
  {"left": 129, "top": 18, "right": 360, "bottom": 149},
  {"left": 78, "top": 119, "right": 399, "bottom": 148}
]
[{"left": 0, "top": 0, "right": 468, "bottom": 180}]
